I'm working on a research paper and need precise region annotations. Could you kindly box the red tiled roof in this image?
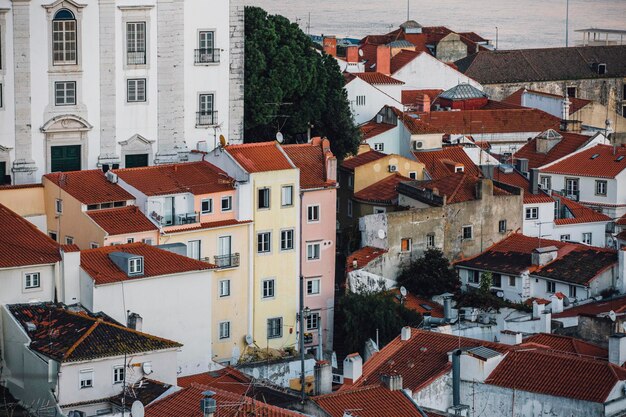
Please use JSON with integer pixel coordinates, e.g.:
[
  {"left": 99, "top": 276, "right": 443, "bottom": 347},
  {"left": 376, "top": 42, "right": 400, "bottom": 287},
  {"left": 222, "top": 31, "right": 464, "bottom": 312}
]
[
  {"left": 390, "top": 107, "right": 445, "bottom": 134},
  {"left": 162, "top": 219, "right": 252, "bottom": 234},
  {"left": 401, "top": 89, "right": 443, "bottom": 106},
  {"left": 514, "top": 130, "right": 594, "bottom": 169},
  {"left": 114, "top": 161, "right": 235, "bottom": 196},
  {"left": 81, "top": 242, "right": 214, "bottom": 285},
  {"left": 415, "top": 173, "right": 509, "bottom": 204},
  {"left": 618, "top": 213, "right": 626, "bottom": 226},
  {"left": 360, "top": 121, "right": 396, "bottom": 140},
  {"left": 60, "top": 244, "right": 80, "bottom": 253},
  {"left": 523, "top": 333, "right": 607, "bottom": 359},
  {"left": 44, "top": 170, "right": 134, "bottom": 205},
  {"left": 391, "top": 50, "right": 422, "bottom": 73},
  {"left": 0, "top": 183, "right": 44, "bottom": 190},
  {"left": 313, "top": 384, "right": 424, "bottom": 417},
  {"left": 0, "top": 203, "right": 61, "bottom": 268},
  {"left": 341, "top": 150, "right": 387, "bottom": 171},
  {"left": 485, "top": 349, "right": 626, "bottom": 403},
  {"left": 541, "top": 144, "right": 626, "bottom": 179},
  {"left": 491, "top": 169, "right": 554, "bottom": 204},
  {"left": 283, "top": 141, "right": 336, "bottom": 189},
  {"left": 553, "top": 295, "right": 626, "bottom": 318},
  {"left": 87, "top": 206, "right": 158, "bottom": 235},
  {"left": 413, "top": 146, "right": 481, "bottom": 180},
  {"left": 347, "top": 72, "right": 405, "bottom": 85},
  {"left": 552, "top": 193, "right": 612, "bottom": 225},
  {"left": 347, "top": 246, "right": 387, "bottom": 272},
  {"left": 503, "top": 88, "right": 592, "bottom": 115},
  {"left": 353, "top": 173, "right": 411, "bottom": 204},
  {"left": 178, "top": 367, "right": 251, "bottom": 394},
  {"left": 226, "top": 142, "right": 294, "bottom": 173},
  {"left": 390, "top": 289, "right": 444, "bottom": 318}
]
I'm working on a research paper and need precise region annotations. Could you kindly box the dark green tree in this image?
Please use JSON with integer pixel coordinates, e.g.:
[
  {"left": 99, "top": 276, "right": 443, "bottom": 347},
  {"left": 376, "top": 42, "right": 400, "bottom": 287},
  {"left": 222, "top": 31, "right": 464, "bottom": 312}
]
[
  {"left": 396, "top": 248, "right": 460, "bottom": 298},
  {"left": 244, "top": 7, "right": 360, "bottom": 160}
]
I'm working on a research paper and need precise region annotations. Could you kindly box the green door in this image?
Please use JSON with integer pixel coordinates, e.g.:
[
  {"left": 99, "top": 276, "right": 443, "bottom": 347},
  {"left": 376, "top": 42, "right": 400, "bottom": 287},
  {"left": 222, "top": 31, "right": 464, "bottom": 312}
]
[
  {"left": 125, "top": 153, "right": 149, "bottom": 168},
  {"left": 51, "top": 145, "right": 81, "bottom": 172},
  {"left": 0, "top": 161, "right": 6, "bottom": 185}
]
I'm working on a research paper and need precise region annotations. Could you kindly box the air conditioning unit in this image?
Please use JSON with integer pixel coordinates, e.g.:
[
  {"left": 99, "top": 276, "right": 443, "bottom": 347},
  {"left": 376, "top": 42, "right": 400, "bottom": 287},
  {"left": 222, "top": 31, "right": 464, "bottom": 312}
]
[
  {"left": 388, "top": 165, "right": 398, "bottom": 172},
  {"left": 332, "top": 374, "right": 344, "bottom": 384},
  {"left": 413, "top": 141, "right": 424, "bottom": 150},
  {"left": 105, "top": 171, "right": 118, "bottom": 184}
]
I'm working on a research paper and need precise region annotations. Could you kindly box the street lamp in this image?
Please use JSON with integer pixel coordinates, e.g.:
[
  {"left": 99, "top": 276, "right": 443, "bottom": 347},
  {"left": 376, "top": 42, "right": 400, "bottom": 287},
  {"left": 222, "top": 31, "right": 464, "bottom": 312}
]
[{"left": 299, "top": 303, "right": 311, "bottom": 403}]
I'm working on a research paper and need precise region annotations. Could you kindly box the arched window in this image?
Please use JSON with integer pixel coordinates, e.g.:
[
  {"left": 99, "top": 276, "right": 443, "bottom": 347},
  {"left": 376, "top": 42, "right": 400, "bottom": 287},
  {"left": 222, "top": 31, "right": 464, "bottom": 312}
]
[{"left": 52, "top": 9, "right": 77, "bottom": 64}]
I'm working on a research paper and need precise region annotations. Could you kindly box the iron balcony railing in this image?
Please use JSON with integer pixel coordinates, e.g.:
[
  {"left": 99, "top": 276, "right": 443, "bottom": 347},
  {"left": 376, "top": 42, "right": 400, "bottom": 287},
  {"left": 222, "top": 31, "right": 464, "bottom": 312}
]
[
  {"left": 196, "top": 111, "right": 218, "bottom": 126},
  {"left": 127, "top": 51, "right": 146, "bottom": 65},
  {"left": 213, "top": 253, "right": 240, "bottom": 269},
  {"left": 151, "top": 211, "right": 200, "bottom": 227},
  {"left": 194, "top": 48, "right": 220, "bottom": 64}
]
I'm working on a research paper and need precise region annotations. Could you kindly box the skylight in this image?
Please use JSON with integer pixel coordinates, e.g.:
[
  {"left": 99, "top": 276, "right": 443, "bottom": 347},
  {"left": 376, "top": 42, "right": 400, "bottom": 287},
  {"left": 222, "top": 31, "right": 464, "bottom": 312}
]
[
  {"left": 616, "top": 156, "right": 625, "bottom": 162},
  {"left": 590, "top": 153, "right": 600, "bottom": 160}
]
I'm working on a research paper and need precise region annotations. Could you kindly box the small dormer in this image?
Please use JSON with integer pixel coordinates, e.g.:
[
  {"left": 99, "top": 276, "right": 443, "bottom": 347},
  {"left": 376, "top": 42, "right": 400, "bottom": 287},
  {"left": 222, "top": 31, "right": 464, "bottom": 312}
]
[
  {"left": 108, "top": 252, "right": 145, "bottom": 277},
  {"left": 535, "top": 129, "right": 563, "bottom": 154}
]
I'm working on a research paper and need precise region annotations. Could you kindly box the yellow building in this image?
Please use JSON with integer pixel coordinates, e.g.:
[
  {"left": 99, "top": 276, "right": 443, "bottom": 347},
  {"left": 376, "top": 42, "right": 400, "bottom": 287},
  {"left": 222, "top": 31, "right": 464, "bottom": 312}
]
[{"left": 0, "top": 184, "right": 47, "bottom": 232}]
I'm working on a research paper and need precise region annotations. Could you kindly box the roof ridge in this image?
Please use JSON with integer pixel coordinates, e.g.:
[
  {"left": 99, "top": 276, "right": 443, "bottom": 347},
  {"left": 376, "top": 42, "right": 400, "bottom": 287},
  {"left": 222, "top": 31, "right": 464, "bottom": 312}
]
[
  {"left": 63, "top": 319, "right": 100, "bottom": 360},
  {"left": 99, "top": 317, "right": 182, "bottom": 347}
]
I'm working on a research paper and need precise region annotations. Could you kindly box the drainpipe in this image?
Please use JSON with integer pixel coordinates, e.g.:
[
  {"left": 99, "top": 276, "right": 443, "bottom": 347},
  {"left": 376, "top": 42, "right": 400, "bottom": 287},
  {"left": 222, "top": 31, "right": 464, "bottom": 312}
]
[
  {"left": 452, "top": 349, "right": 462, "bottom": 408},
  {"left": 299, "top": 188, "right": 306, "bottom": 404}
]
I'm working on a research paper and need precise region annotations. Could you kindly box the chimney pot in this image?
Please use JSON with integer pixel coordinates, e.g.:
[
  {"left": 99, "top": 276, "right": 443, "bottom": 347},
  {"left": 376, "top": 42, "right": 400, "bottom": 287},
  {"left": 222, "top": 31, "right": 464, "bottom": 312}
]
[
  {"left": 401, "top": 326, "right": 411, "bottom": 341},
  {"left": 609, "top": 333, "right": 626, "bottom": 366}
]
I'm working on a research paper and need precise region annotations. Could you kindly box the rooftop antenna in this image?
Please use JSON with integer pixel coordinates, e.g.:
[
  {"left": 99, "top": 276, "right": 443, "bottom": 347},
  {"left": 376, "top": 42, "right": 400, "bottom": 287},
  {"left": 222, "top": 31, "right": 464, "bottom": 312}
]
[
  {"left": 565, "top": 0, "right": 570, "bottom": 47},
  {"left": 407, "top": 0, "right": 410, "bottom": 21}
]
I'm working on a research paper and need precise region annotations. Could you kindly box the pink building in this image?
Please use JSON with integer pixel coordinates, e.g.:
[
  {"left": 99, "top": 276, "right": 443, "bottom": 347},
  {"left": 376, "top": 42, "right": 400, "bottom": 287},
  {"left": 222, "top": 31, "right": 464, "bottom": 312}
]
[{"left": 284, "top": 138, "right": 338, "bottom": 357}]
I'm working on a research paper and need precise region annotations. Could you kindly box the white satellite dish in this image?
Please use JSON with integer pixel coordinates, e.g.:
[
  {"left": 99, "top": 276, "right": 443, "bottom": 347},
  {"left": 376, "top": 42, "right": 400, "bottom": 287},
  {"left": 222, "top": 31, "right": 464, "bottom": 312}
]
[
  {"left": 377, "top": 229, "right": 386, "bottom": 239},
  {"left": 358, "top": 49, "right": 364, "bottom": 57},
  {"left": 400, "top": 286, "right": 408, "bottom": 297},
  {"left": 276, "top": 131, "right": 284, "bottom": 143},
  {"left": 245, "top": 334, "right": 254, "bottom": 345},
  {"left": 609, "top": 310, "right": 617, "bottom": 322},
  {"left": 131, "top": 401, "right": 145, "bottom": 417},
  {"left": 142, "top": 361, "right": 153, "bottom": 375}
]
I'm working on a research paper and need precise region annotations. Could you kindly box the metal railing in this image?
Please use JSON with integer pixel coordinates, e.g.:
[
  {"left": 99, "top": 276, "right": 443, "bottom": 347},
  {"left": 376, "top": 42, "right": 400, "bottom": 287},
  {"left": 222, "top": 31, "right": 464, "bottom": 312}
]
[
  {"left": 213, "top": 253, "right": 240, "bottom": 269},
  {"left": 196, "top": 111, "right": 218, "bottom": 126},
  {"left": 194, "top": 48, "right": 220, "bottom": 64},
  {"left": 151, "top": 211, "right": 200, "bottom": 226},
  {"left": 127, "top": 51, "right": 146, "bottom": 65}
]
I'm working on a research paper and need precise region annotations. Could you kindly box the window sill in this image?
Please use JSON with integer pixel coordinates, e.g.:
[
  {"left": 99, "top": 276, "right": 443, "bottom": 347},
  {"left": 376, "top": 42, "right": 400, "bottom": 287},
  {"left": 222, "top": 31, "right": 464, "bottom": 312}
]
[{"left": 194, "top": 62, "right": 221, "bottom": 67}]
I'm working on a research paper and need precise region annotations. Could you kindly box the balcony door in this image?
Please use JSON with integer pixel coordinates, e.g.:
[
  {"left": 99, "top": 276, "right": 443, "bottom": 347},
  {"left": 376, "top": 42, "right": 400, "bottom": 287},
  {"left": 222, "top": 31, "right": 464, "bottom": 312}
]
[
  {"left": 163, "top": 196, "right": 175, "bottom": 226},
  {"left": 187, "top": 240, "right": 201, "bottom": 260}
]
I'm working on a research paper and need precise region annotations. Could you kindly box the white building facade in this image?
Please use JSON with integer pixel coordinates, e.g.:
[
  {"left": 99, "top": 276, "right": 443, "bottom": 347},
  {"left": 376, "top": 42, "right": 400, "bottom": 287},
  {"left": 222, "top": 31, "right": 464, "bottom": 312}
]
[{"left": 0, "top": 0, "right": 244, "bottom": 185}]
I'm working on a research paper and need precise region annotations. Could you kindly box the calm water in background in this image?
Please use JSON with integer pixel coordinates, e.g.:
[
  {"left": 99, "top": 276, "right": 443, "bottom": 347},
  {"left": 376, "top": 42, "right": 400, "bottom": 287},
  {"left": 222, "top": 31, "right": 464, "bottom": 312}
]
[{"left": 245, "top": 0, "right": 626, "bottom": 50}]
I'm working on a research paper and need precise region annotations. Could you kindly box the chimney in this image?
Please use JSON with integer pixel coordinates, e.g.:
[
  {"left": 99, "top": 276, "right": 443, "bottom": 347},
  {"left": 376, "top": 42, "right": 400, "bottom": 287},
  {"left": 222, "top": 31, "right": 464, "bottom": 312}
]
[
  {"left": 532, "top": 300, "right": 545, "bottom": 319},
  {"left": 346, "top": 45, "right": 359, "bottom": 63},
  {"left": 323, "top": 36, "right": 337, "bottom": 57},
  {"left": 200, "top": 390, "right": 217, "bottom": 417},
  {"left": 314, "top": 361, "right": 333, "bottom": 395},
  {"left": 443, "top": 296, "right": 453, "bottom": 322},
  {"left": 127, "top": 312, "right": 143, "bottom": 331},
  {"left": 531, "top": 246, "right": 558, "bottom": 266},
  {"left": 343, "top": 353, "right": 362, "bottom": 385},
  {"left": 60, "top": 247, "right": 81, "bottom": 304},
  {"left": 499, "top": 330, "right": 522, "bottom": 345},
  {"left": 380, "top": 373, "right": 403, "bottom": 391},
  {"left": 550, "top": 294, "right": 564, "bottom": 313},
  {"left": 416, "top": 94, "right": 431, "bottom": 113},
  {"left": 562, "top": 96, "right": 571, "bottom": 121},
  {"left": 609, "top": 334, "right": 626, "bottom": 366},
  {"left": 452, "top": 350, "right": 461, "bottom": 408},
  {"left": 529, "top": 168, "right": 539, "bottom": 194},
  {"left": 322, "top": 138, "right": 337, "bottom": 183},
  {"left": 376, "top": 45, "right": 391, "bottom": 75},
  {"left": 401, "top": 326, "right": 411, "bottom": 341}
]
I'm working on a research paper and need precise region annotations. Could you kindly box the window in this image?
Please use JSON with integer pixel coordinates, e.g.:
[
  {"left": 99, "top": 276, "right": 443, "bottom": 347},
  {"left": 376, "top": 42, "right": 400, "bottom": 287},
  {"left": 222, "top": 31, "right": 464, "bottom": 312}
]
[
  {"left": 267, "top": 317, "right": 282, "bottom": 339},
  {"left": 498, "top": 220, "right": 507, "bottom": 233},
  {"left": 198, "top": 93, "right": 216, "bottom": 125},
  {"left": 509, "top": 276, "right": 516, "bottom": 287},
  {"left": 187, "top": 240, "right": 201, "bottom": 260},
  {"left": 401, "top": 238, "right": 412, "bottom": 252},
  {"left": 565, "top": 178, "right": 579, "bottom": 199},
  {"left": 462, "top": 225, "right": 473, "bottom": 240},
  {"left": 126, "top": 22, "right": 146, "bottom": 65},
  {"left": 54, "top": 198, "right": 63, "bottom": 214},
  {"left": 540, "top": 176, "right": 551, "bottom": 190},
  {"left": 197, "top": 31, "right": 216, "bottom": 63},
  {"left": 455, "top": 166, "right": 464, "bottom": 173},
  {"left": 307, "top": 278, "right": 320, "bottom": 295},
  {"left": 49, "top": 231, "right": 58, "bottom": 241},
  {"left": 65, "top": 236, "right": 74, "bottom": 245},
  {"left": 373, "top": 207, "right": 386, "bottom": 214},
  {"left": 113, "top": 366, "right": 124, "bottom": 384},
  {"left": 468, "top": 270, "right": 479, "bottom": 284},
  {"left": 373, "top": 143, "right": 384, "bottom": 151},
  {"left": 546, "top": 281, "right": 556, "bottom": 293},
  {"left": 347, "top": 174, "right": 354, "bottom": 189},
  {"left": 569, "top": 285, "right": 577, "bottom": 298},
  {"left": 582, "top": 232, "right": 592, "bottom": 244},
  {"left": 307, "top": 242, "right": 321, "bottom": 260},
  {"left": 597, "top": 64, "right": 606, "bottom": 75},
  {"left": 409, "top": 171, "right": 418, "bottom": 180},
  {"left": 426, "top": 233, "right": 435, "bottom": 248},
  {"left": 201, "top": 198, "right": 213, "bottom": 214},
  {"left": 219, "top": 321, "right": 230, "bottom": 339},
  {"left": 356, "top": 95, "right": 366, "bottom": 106},
  {"left": 141, "top": 238, "right": 152, "bottom": 246},
  {"left": 308, "top": 205, "right": 320, "bottom": 222},
  {"left": 90, "top": 242, "right": 99, "bottom": 249},
  {"left": 219, "top": 196, "right": 232, "bottom": 212},
  {"left": 566, "top": 86, "right": 577, "bottom": 98},
  {"left": 560, "top": 234, "right": 571, "bottom": 241},
  {"left": 281, "top": 186, "right": 293, "bottom": 207},
  {"left": 54, "top": 81, "right": 76, "bottom": 106},
  {"left": 219, "top": 280, "right": 231, "bottom": 297},
  {"left": 280, "top": 229, "right": 294, "bottom": 251},
  {"left": 24, "top": 273, "right": 40, "bottom": 289},
  {"left": 262, "top": 279, "right": 275, "bottom": 298},
  {"left": 306, "top": 312, "right": 320, "bottom": 331},
  {"left": 596, "top": 180, "right": 607, "bottom": 196},
  {"left": 128, "top": 257, "right": 143, "bottom": 275},
  {"left": 127, "top": 79, "right": 146, "bottom": 102},
  {"left": 79, "top": 369, "right": 93, "bottom": 389},
  {"left": 126, "top": 238, "right": 134, "bottom": 244},
  {"left": 492, "top": 273, "right": 502, "bottom": 288},
  {"left": 258, "top": 188, "right": 270, "bottom": 209},
  {"left": 257, "top": 232, "right": 271, "bottom": 253},
  {"left": 525, "top": 207, "right": 538, "bottom": 220},
  {"left": 0, "top": 84, "right": 3, "bottom": 108},
  {"left": 347, "top": 200, "right": 353, "bottom": 217},
  {"left": 52, "top": 9, "right": 77, "bottom": 65}
]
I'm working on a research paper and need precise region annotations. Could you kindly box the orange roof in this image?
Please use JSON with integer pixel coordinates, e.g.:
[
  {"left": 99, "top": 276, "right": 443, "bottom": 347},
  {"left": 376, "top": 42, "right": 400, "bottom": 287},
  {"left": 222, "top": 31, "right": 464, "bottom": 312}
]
[
  {"left": 554, "top": 295, "right": 626, "bottom": 318},
  {"left": 415, "top": 173, "right": 509, "bottom": 204},
  {"left": 523, "top": 333, "right": 607, "bottom": 359},
  {"left": 81, "top": 242, "right": 214, "bottom": 285},
  {"left": 0, "top": 203, "right": 61, "bottom": 268},
  {"left": 340, "top": 150, "right": 387, "bottom": 171},
  {"left": 514, "top": 130, "right": 594, "bottom": 169},
  {"left": 114, "top": 161, "right": 235, "bottom": 196},
  {"left": 353, "top": 173, "right": 411, "bottom": 204},
  {"left": 541, "top": 144, "right": 626, "bottom": 179},
  {"left": 345, "top": 72, "right": 405, "bottom": 85},
  {"left": 390, "top": 289, "right": 444, "bottom": 318},
  {"left": 226, "top": 142, "right": 294, "bottom": 173},
  {"left": 347, "top": 246, "right": 387, "bottom": 272},
  {"left": 391, "top": 107, "right": 445, "bottom": 134},
  {"left": 87, "top": 206, "right": 158, "bottom": 235},
  {"left": 491, "top": 169, "right": 554, "bottom": 204},
  {"left": 178, "top": 367, "right": 251, "bottom": 394},
  {"left": 360, "top": 121, "right": 396, "bottom": 140},
  {"left": 44, "top": 170, "right": 134, "bottom": 205},
  {"left": 161, "top": 219, "right": 252, "bottom": 233},
  {"left": 390, "top": 50, "right": 422, "bottom": 73},
  {"left": 401, "top": 89, "right": 443, "bottom": 106},
  {"left": 413, "top": 146, "right": 481, "bottom": 180},
  {"left": 283, "top": 141, "right": 336, "bottom": 189},
  {"left": 552, "top": 193, "right": 612, "bottom": 225},
  {"left": 617, "top": 213, "right": 626, "bottom": 226}
]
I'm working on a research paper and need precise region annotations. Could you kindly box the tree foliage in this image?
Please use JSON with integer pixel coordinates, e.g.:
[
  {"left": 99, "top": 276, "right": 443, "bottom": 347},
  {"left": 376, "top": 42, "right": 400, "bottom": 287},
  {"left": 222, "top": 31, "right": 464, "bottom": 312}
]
[
  {"left": 336, "top": 285, "right": 421, "bottom": 355},
  {"left": 244, "top": 7, "right": 360, "bottom": 160},
  {"left": 396, "top": 248, "right": 460, "bottom": 298}
]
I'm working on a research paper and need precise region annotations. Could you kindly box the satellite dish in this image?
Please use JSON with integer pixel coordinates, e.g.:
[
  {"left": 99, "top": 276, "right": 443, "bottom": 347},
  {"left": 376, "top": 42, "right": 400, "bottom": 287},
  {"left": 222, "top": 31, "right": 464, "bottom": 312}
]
[
  {"left": 358, "top": 49, "right": 364, "bottom": 57},
  {"left": 609, "top": 310, "right": 617, "bottom": 322},
  {"left": 377, "top": 229, "right": 386, "bottom": 239},
  {"left": 142, "top": 361, "right": 153, "bottom": 375},
  {"left": 400, "top": 286, "right": 408, "bottom": 297},
  {"left": 496, "top": 291, "right": 505, "bottom": 298},
  {"left": 245, "top": 334, "right": 254, "bottom": 345},
  {"left": 131, "top": 401, "right": 145, "bottom": 417},
  {"left": 276, "top": 131, "right": 284, "bottom": 143},
  {"left": 219, "top": 134, "right": 227, "bottom": 148}
]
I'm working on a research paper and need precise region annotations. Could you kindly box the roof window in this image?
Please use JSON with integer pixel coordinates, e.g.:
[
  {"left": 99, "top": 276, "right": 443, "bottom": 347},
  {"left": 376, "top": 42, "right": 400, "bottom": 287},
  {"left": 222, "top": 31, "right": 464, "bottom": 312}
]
[
  {"left": 108, "top": 252, "right": 145, "bottom": 277},
  {"left": 590, "top": 153, "right": 600, "bottom": 160},
  {"left": 616, "top": 156, "right": 625, "bottom": 162}
]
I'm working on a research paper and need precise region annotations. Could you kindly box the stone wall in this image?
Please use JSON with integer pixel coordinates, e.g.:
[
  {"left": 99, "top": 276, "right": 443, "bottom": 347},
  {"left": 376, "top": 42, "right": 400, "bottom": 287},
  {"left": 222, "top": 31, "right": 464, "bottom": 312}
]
[{"left": 229, "top": 0, "right": 245, "bottom": 144}]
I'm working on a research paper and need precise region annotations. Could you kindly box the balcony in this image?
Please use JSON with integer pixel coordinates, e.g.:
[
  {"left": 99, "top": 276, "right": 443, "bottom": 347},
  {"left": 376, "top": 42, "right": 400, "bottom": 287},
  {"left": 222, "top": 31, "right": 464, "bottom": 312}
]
[
  {"left": 150, "top": 211, "right": 200, "bottom": 227},
  {"left": 213, "top": 253, "right": 240, "bottom": 269},
  {"left": 127, "top": 51, "right": 146, "bottom": 65},
  {"left": 196, "top": 111, "right": 218, "bottom": 127},
  {"left": 194, "top": 48, "right": 220, "bottom": 64}
]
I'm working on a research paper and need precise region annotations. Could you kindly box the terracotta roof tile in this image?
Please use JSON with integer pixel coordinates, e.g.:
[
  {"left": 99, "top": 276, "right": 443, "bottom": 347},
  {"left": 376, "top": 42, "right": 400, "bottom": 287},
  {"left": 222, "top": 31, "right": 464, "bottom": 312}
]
[
  {"left": 81, "top": 242, "right": 214, "bottom": 285},
  {"left": 541, "top": 144, "right": 626, "bottom": 178},
  {"left": 552, "top": 193, "right": 612, "bottom": 225},
  {"left": 0, "top": 183, "right": 44, "bottom": 190},
  {"left": 410, "top": 173, "right": 509, "bottom": 204},
  {"left": 340, "top": 150, "right": 387, "bottom": 171},
  {"left": 8, "top": 303, "right": 181, "bottom": 363},
  {"left": 162, "top": 219, "right": 252, "bottom": 233},
  {"left": 390, "top": 50, "right": 422, "bottom": 74},
  {"left": 360, "top": 121, "right": 396, "bottom": 140},
  {"left": 114, "top": 161, "right": 235, "bottom": 196},
  {"left": 44, "top": 170, "right": 134, "bottom": 205},
  {"left": 413, "top": 146, "right": 481, "bottom": 180},
  {"left": 0, "top": 203, "right": 61, "bottom": 268},
  {"left": 226, "top": 142, "right": 294, "bottom": 173},
  {"left": 283, "top": 141, "right": 336, "bottom": 189},
  {"left": 391, "top": 107, "right": 445, "bottom": 134},
  {"left": 514, "top": 130, "right": 595, "bottom": 169},
  {"left": 401, "top": 89, "right": 443, "bottom": 106},
  {"left": 390, "top": 289, "right": 444, "bottom": 318},
  {"left": 60, "top": 244, "right": 81, "bottom": 252},
  {"left": 491, "top": 169, "right": 554, "bottom": 204},
  {"left": 523, "top": 333, "right": 607, "bottom": 359},
  {"left": 347, "top": 72, "right": 405, "bottom": 85},
  {"left": 87, "top": 206, "right": 158, "bottom": 235},
  {"left": 347, "top": 246, "right": 387, "bottom": 272},
  {"left": 178, "top": 367, "right": 251, "bottom": 393},
  {"left": 617, "top": 213, "right": 626, "bottom": 226},
  {"left": 353, "top": 173, "right": 411, "bottom": 204},
  {"left": 554, "top": 294, "right": 626, "bottom": 318}
]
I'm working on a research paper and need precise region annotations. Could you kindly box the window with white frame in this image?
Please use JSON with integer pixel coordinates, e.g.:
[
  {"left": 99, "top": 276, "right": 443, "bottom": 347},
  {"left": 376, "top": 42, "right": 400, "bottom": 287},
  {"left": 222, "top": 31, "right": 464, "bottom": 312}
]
[
  {"left": 198, "top": 93, "right": 215, "bottom": 125},
  {"left": 221, "top": 196, "right": 232, "bottom": 211},
  {"left": 356, "top": 95, "right": 366, "bottom": 106},
  {"left": 565, "top": 178, "right": 579, "bottom": 198},
  {"left": 90, "top": 242, "right": 99, "bottom": 249},
  {"left": 373, "top": 207, "right": 386, "bottom": 214},
  {"left": 113, "top": 366, "right": 124, "bottom": 384},
  {"left": 127, "top": 79, "right": 146, "bottom": 102},
  {"left": 540, "top": 176, "right": 551, "bottom": 190},
  {"left": 525, "top": 207, "right": 538, "bottom": 220},
  {"left": 24, "top": 273, "right": 40, "bottom": 289},
  {"left": 262, "top": 279, "right": 275, "bottom": 298},
  {"left": 306, "top": 312, "right": 320, "bottom": 330},
  {"left": 347, "top": 173, "right": 354, "bottom": 188},
  {"left": 141, "top": 238, "right": 152, "bottom": 245},
  {"left": 127, "top": 238, "right": 134, "bottom": 244},
  {"left": 462, "top": 225, "right": 473, "bottom": 240},
  {"left": 52, "top": 9, "right": 77, "bottom": 65},
  {"left": 267, "top": 317, "right": 282, "bottom": 339},
  {"left": 499, "top": 220, "right": 507, "bottom": 233},
  {"left": 65, "top": 236, "right": 74, "bottom": 245},
  {"left": 409, "top": 171, "right": 418, "bottom": 180},
  {"left": 257, "top": 232, "right": 271, "bottom": 253},
  {"left": 219, "top": 279, "right": 231, "bottom": 297},
  {"left": 49, "top": 231, "right": 58, "bottom": 241},
  {"left": 219, "top": 321, "right": 230, "bottom": 339},
  {"left": 281, "top": 186, "right": 293, "bottom": 207},
  {"left": 280, "top": 229, "right": 294, "bottom": 251},
  {"left": 128, "top": 257, "right": 143, "bottom": 275},
  {"left": 126, "top": 22, "right": 146, "bottom": 65},
  {"left": 201, "top": 198, "right": 213, "bottom": 214},
  {"left": 307, "top": 278, "right": 320, "bottom": 295},
  {"left": 560, "top": 234, "right": 571, "bottom": 241},
  {"left": 582, "top": 232, "right": 592, "bottom": 244},
  {"left": 79, "top": 369, "right": 93, "bottom": 389},
  {"left": 55, "top": 199, "right": 63, "bottom": 214},
  {"left": 54, "top": 81, "right": 76, "bottom": 106},
  {"left": 546, "top": 280, "right": 556, "bottom": 293},
  {"left": 426, "top": 233, "right": 435, "bottom": 248},
  {"left": 373, "top": 143, "right": 384, "bottom": 151},
  {"left": 258, "top": 188, "right": 270, "bottom": 209},
  {"left": 569, "top": 285, "right": 577, "bottom": 298},
  {"left": 595, "top": 180, "right": 607, "bottom": 196},
  {"left": 307, "top": 242, "right": 321, "bottom": 260},
  {"left": 308, "top": 205, "right": 320, "bottom": 222},
  {"left": 468, "top": 270, "right": 479, "bottom": 284}
]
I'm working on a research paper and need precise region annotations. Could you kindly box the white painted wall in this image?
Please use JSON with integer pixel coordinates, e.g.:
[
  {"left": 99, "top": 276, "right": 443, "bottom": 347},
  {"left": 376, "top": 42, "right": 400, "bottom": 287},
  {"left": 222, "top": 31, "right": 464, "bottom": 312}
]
[
  {"left": 345, "top": 77, "right": 402, "bottom": 125},
  {"left": 393, "top": 53, "right": 482, "bottom": 91},
  {"left": 0, "top": 264, "right": 56, "bottom": 306},
  {"left": 522, "top": 202, "right": 555, "bottom": 238},
  {"left": 522, "top": 91, "right": 564, "bottom": 118},
  {"left": 364, "top": 124, "right": 402, "bottom": 155},
  {"left": 553, "top": 221, "right": 609, "bottom": 247}
]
